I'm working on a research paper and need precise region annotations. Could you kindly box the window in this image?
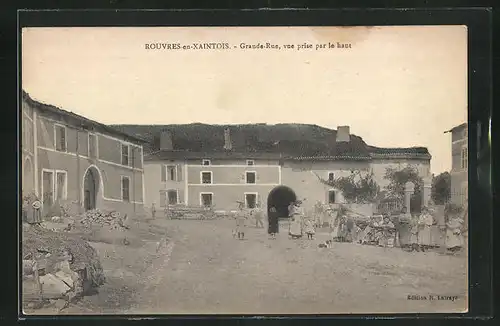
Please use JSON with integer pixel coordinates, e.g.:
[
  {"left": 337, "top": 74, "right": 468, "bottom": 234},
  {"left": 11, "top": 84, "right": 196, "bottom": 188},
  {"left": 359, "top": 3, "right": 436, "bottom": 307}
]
[
  {"left": 121, "top": 176, "right": 130, "bottom": 202},
  {"left": 328, "top": 190, "right": 336, "bottom": 204},
  {"left": 328, "top": 172, "right": 335, "bottom": 182},
  {"left": 201, "top": 193, "right": 213, "bottom": 207},
  {"left": 168, "top": 165, "right": 176, "bottom": 181},
  {"left": 246, "top": 171, "right": 256, "bottom": 184},
  {"left": 245, "top": 193, "right": 257, "bottom": 208},
  {"left": 461, "top": 146, "right": 468, "bottom": 170},
  {"left": 201, "top": 171, "right": 212, "bottom": 184},
  {"left": 121, "top": 144, "right": 130, "bottom": 166},
  {"left": 167, "top": 190, "right": 178, "bottom": 205},
  {"left": 202, "top": 159, "right": 211, "bottom": 166},
  {"left": 88, "top": 134, "right": 98, "bottom": 158},
  {"left": 55, "top": 171, "right": 67, "bottom": 201},
  {"left": 54, "top": 125, "right": 67, "bottom": 152},
  {"left": 162, "top": 165, "right": 182, "bottom": 182},
  {"left": 246, "top": 160, "right": 255, "bottom": 166}
]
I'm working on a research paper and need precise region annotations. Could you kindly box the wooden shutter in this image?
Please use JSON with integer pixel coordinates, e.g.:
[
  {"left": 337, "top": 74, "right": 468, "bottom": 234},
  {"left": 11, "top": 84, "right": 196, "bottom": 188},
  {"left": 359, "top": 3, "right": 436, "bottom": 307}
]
[
  {"left": 161, "top": 165, "right": 166, "bottom": 182},
  {"left": 178, "top": 189, "right": 184, "bottom": 204},
  {"left": 177, "top": 165, "right": 183, "bottom": 182},
  {"left": 159, "top": 190, "right": 166, "bottom": 207}
]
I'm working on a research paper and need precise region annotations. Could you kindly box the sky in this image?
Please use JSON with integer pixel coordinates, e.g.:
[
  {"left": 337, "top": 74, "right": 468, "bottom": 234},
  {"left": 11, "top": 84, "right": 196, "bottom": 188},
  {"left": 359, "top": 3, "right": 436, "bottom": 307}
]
[{"left": 22, "top": 26, "right": 467, "bottom": 174}]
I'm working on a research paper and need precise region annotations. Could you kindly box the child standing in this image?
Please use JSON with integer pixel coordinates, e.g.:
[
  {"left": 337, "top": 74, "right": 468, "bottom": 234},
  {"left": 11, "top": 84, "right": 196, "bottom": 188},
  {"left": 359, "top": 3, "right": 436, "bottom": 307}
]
[
  {"left": 446, "top": 214, "right": 464, "bottom": 253},
  {"left": 235, "top": 201, "right": 247, "bottom": 240},
  {"left": 304, "top": 218, "right": 316, "bottom": 240}
]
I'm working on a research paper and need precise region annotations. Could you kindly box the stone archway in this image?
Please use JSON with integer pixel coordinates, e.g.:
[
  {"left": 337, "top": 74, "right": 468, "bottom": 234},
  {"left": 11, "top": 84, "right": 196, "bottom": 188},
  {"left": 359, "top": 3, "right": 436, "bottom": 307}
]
[
  {"left": 83, "top": 166, "right": 101, "bottom": 211},
  {"left": 267, "top": 185, "right": 297, "bottom": 220}
]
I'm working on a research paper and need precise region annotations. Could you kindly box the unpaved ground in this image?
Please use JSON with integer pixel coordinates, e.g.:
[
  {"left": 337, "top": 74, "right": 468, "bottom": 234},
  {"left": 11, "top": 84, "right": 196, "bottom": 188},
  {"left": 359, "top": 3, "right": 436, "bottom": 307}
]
[
  {"left": 25, "top": 218, "right": 170, "bottom": 315},
  {"left": 126, "top": 219, "right": 468, "bottom": 315}
]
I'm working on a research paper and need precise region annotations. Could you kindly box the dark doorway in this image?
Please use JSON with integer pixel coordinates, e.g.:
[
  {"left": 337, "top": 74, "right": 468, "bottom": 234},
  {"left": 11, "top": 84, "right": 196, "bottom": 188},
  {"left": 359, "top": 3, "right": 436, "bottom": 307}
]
[
  {"left": 267, "top": 186, "right": 297, "bottom": 220},
  {"left": 83, "top": 167, "right": 100, "bottom": 211}
]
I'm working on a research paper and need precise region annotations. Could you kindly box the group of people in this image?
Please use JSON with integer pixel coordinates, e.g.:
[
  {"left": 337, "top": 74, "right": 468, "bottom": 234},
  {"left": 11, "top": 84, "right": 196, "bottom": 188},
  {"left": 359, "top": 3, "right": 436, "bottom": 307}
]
[
  {"left": 233, "top": 199, "right": 316, "bottom": 241},
  {"left": 402, "top": 206, "right": 465, "bottom": 253},
  {"left": 232, "top": 200, "right": 466, "bottom": 254}
]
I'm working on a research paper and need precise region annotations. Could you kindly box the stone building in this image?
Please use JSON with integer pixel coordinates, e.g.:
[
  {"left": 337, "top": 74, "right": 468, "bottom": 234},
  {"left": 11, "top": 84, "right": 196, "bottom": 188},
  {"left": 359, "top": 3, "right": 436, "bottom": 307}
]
[
  {"left": 21, "top": 91, "right": 146, "bottom": 217},
  {"left": 445, "top": 122, "right": 468, "bottom": 207},
  {"left": 113, "top": 123, "right": 432, "bottom": 217}
]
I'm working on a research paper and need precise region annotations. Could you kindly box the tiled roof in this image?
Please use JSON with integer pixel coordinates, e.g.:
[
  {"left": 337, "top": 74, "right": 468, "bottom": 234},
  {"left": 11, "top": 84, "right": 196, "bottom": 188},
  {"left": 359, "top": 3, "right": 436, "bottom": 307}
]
[
  {"left": 367, "top": 146, "right": 432, "bottom": 159},
  {"left": 22, "top": 90, "right": 148, "bottom": 145},
  {"left": 444, "top": 122, "right": 467, "bottom": 133},
  {"left": 113, "top": 124, "right": 431, "bottom": 161}
]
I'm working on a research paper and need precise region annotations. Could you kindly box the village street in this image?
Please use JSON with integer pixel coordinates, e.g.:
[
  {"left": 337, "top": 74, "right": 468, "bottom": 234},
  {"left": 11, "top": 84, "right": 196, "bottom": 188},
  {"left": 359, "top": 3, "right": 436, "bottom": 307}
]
[{"left": 125, "top": 219, "right": 467, "bottom": 315}]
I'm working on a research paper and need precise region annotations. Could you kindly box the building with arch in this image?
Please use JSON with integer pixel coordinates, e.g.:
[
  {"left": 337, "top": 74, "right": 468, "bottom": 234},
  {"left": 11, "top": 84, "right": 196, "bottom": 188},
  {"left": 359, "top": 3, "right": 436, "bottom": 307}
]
[
  {"left": 113, "top": 123, "right": 432, "bottom": 216},
  {"left": 21, "top": 91, "right": 147, "bottom": 217}
]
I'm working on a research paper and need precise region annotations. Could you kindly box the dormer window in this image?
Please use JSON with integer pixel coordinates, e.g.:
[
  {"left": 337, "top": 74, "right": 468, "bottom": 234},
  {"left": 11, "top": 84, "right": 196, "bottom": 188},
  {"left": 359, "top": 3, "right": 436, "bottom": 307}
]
[{"left": 202, "top": 159, "right": 211, "bottom": 166}]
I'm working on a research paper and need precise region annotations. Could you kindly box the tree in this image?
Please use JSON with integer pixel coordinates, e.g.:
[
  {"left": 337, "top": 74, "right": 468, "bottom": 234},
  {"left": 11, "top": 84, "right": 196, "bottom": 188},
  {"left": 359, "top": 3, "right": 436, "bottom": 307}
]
[
  {"left": 431, "top": 172, "right": 451, "bottom": 205},
  {"left": 321, "top": 171, "right": 380, "bottom": 204},
  {"left": 384, "top": 166, "right": 423, "bottom": 213}
]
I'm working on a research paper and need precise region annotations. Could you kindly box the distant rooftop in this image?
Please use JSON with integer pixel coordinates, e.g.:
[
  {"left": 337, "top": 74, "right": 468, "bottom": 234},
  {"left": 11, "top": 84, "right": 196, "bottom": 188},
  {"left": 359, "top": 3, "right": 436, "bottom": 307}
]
[
  {"left": 22, "top": 90, "right": 148, "bottom": 145},
  {"left": 111, "top": 124, "right": 432, "bottom": 161}
]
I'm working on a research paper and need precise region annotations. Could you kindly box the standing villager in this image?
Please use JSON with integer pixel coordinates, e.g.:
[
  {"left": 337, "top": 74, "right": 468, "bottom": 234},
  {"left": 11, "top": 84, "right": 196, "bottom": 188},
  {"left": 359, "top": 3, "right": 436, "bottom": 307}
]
[
  {"left": 417, "top": 207, "right": 434, "bottom": 252},
  {"left": 253, "top": 203, "right": 264, "bottom": 228},
  {"left": 235, "top": 201, "right": 247, "bottom": 240},
  {"left": 151, "top": 203, "right": 156, "bottom": 219},
  {"left": 289, "top": 201, "right": 304, "bottom": 239},
  {"left": 304, "top": 218, "right": 316, "bottom": 240},
  {"left": 314, "top": 201, "right": 324, "bottom": 228},
  {"left": 408, "top": 215, "right": 420, "bottom": 252},
  {"left": 344, "top": 215, "right": 355, "bottom": 242},
  {"left": 446, "top": 214, "right": 464, "bottom": 253},
  {"left": 268, "top": 205, "right": 279, "bottom": 239}
]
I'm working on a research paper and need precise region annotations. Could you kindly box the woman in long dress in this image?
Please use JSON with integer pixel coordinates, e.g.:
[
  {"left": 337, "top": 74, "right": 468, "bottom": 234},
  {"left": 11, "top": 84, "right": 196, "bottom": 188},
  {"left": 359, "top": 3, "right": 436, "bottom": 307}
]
[
  {"left": 289, "top": 201, "right": 304, "bottom": 239},
  {"left": 417, "top": 207, "right": 434, "bottom": 251},
  {"left": 446, "top": 214, "right": 464, "bottom": 253}
]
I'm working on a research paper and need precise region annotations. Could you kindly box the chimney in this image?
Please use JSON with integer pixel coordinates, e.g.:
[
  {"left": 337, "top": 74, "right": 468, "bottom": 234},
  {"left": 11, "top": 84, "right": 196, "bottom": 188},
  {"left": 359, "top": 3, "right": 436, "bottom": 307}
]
[
  {"left": 223, "top": 127, "right": 232, "bottom": 150},
  {"left": 160, "top": 130, "right": 173, "bottom": 150},
  {"left": 336, "top": 126, "right": 350, "bottom": 143}
]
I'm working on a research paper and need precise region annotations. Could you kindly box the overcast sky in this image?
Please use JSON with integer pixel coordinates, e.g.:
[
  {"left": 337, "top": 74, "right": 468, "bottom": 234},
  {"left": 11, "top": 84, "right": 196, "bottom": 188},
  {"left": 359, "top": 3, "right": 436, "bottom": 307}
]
[{"left": 22, "top": 26, "right": 467, "bottom": 174}]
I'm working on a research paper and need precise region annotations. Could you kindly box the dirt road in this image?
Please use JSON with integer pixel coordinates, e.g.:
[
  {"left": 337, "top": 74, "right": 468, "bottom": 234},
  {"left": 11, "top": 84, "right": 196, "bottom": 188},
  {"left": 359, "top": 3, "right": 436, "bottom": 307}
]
[{"left": 129, "top": 219, "right": 467, "bottom": 315}]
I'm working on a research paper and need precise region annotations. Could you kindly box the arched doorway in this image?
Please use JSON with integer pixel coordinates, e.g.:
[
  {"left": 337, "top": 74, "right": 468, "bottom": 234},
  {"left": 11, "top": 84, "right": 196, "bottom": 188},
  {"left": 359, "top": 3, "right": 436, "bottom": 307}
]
[
  {"left": 267, "top": 185, "right": 297, "bottom": 220},
  {"left": 22, "top": 157, "right": 34, "bottom": 194},
  {"left": 83, "top": 166, "right": 101, "bottom": 211}
]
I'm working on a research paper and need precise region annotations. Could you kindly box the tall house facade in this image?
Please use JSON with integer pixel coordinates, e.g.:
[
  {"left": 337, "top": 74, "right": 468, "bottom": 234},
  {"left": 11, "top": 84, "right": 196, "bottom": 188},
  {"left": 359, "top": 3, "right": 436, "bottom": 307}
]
[
  {"left": 21, "top": 91, "right": 146, "bottom": 217},
  {"left": 124, "top": 124, "right": 432, "bottom": 217},
  {"left": 447, "top": 123, "right": 468, "bottom": 207}
]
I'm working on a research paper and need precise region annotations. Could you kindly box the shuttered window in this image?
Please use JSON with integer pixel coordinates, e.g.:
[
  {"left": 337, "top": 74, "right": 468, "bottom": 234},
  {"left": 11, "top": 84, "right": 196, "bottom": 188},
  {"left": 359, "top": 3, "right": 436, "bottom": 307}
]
[
  {"left": 159, "top": 190, "right": 166, "bottom": 207},
  {"left": 88, "top": 134, "right": 97, "bottom": 158},
  {"left": 55, "top": 125, "right": 67, "bottom": 152},
  {"left": 121, "top": 144, "right": 130, "bottom": 166},
  {"left": 328, "top": 190, "right": 336, "bottom": 204},
  {"left": 121, "top": 176, "right": 130, "bottom": 202},
  {"left": 176, "top": 165, "right": 183, "bottom": 181},
  {"left": 161, "top": 165, "right": 167, "bottom": 182}
]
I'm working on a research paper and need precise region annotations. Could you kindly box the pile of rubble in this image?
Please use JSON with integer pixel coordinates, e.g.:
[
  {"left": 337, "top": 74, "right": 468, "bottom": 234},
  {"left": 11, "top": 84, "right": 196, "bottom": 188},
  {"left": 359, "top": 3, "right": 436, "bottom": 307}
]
[
  {"left": 22, "top": 225, "right": 105, "bottom": 311},
  {"left": 79, "top": 209, "right": 129, "bottom": 230}
]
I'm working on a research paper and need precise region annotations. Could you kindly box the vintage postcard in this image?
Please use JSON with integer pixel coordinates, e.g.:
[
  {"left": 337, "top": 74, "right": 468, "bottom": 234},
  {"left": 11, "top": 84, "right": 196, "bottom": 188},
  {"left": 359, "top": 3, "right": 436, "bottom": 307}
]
[{"left": 21, "top": 26, "right": 468, "bottom": 315}]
